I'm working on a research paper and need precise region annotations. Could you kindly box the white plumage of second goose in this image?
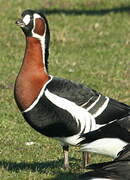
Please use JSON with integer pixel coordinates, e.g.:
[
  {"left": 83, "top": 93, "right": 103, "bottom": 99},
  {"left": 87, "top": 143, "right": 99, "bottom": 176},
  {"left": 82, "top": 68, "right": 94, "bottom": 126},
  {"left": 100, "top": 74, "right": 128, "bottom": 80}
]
[{"left": 79, "top": 142, "right": 130, "bottom": 180}]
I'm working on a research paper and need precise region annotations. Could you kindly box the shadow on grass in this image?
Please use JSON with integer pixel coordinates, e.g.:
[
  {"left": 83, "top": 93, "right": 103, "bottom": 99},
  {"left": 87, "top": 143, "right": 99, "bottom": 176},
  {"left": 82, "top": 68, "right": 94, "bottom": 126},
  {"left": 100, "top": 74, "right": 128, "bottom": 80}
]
[
  {"left": 48, "top": 172, "right": 80, "bottom": 180},
  {"left": 0, "top": 160, "right": 62, "bottom": 173},
  {"left": 39, "top": 5, "right": 130, "bottom": 16},
  {"left": 0, "top": 159, "right": 81, "bottom": 179},
  {"left": 0, "top": 157, "right": 81, "bottom": 173}
]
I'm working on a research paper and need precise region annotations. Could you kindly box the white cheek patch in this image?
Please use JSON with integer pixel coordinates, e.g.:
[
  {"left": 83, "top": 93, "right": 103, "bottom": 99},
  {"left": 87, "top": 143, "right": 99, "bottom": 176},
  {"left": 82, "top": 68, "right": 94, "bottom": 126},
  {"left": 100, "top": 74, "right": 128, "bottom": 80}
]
[{"left": 23, "top": 15, "right": 31, "bottom": 25}]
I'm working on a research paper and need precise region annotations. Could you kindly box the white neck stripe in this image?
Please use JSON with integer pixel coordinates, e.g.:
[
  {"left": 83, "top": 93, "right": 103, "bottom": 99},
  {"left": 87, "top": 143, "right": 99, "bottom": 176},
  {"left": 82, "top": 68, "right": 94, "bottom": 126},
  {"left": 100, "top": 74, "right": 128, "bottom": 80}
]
[{"left": 32, "top": 15, "right": 47, "bottom": 73}]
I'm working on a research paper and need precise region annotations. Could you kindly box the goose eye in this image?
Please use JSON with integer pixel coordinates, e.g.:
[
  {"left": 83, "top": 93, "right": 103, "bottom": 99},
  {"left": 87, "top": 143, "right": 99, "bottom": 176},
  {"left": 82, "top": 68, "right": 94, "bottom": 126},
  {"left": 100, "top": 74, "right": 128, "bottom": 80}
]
[{"left": 23, "top": 15, "right": 31, "bottom": 25}]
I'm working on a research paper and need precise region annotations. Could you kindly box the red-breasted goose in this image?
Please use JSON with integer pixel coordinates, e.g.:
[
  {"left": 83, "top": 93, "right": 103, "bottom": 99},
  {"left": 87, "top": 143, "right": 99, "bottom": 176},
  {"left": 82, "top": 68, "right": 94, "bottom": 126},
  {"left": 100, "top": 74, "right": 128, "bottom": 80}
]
[{"left": 14, "top": 9, "right": 130, "bottom": 168}]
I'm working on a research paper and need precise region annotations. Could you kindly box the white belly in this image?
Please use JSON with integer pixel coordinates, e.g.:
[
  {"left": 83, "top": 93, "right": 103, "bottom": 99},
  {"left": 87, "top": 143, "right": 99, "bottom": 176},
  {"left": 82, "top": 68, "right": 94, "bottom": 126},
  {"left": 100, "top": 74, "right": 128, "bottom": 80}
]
[{"left": 55, "top": 134, "right": 83, "bottom": 146}]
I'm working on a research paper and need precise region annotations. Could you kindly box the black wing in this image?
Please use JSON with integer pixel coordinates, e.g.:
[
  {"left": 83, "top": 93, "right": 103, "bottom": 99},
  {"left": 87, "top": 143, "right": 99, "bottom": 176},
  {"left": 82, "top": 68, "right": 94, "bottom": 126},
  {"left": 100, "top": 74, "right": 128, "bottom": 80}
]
[
  {"left": 80, "top": 116, "right": 130, "bottom": 145},
  {"left": 47, "top": 77, "right": 130, "bottom": 125},
  {"left": 47, "top": 76, "right": 100, "bottom": 106}
]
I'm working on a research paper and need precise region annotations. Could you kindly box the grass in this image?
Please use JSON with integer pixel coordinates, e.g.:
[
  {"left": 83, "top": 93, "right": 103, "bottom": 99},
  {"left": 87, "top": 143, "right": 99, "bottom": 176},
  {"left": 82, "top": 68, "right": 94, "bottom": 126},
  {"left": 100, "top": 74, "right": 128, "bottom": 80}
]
[{"left": 0, "top": 0, "right": 130, "bottom": 179}]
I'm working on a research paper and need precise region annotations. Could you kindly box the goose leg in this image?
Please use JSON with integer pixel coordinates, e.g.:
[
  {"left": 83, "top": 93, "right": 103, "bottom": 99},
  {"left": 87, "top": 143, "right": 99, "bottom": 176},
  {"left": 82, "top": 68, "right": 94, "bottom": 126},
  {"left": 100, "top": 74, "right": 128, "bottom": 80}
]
[
  {"left": 63, "top": 145, "right": 70, "bottom": 169},
  {"left": 82, "top": 152, "right": 90, "bottom": 168}
]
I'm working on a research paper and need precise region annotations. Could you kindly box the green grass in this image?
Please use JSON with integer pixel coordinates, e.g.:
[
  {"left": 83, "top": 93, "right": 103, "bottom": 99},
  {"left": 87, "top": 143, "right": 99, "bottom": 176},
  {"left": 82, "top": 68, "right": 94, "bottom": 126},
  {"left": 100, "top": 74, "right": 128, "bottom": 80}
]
[{"left": 0, "top": 0, "right": 130, "bottom": 179}]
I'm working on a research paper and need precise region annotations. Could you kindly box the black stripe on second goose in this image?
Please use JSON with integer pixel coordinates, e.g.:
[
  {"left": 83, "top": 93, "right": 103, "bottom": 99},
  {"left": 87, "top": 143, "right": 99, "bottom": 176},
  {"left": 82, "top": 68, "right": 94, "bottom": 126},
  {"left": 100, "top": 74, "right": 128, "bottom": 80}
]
[{"left": 79, "top": 144, "right": 130, "bottom": 180}]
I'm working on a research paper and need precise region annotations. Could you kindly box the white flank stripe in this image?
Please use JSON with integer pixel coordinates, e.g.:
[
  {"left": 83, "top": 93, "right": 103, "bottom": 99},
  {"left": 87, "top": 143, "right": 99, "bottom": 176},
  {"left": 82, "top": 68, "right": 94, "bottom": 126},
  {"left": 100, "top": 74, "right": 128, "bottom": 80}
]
[
  {"left": 86, "top": 95, "right": 101, "bottom": 111},
  {"left": 23, "top": 76, "right": 53, "bottom": 113},
  {"left": 44, "top": 89, "right": 97, "bottom": 145},
  {"left": 93, "top": 97, "right": 109, "bottom": 118},
  {"left": 81, "top": 96, "right": 93, "bottom": 107},
  {"left": 45, "top": 89, "right": 96, "bottom": 134}
]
